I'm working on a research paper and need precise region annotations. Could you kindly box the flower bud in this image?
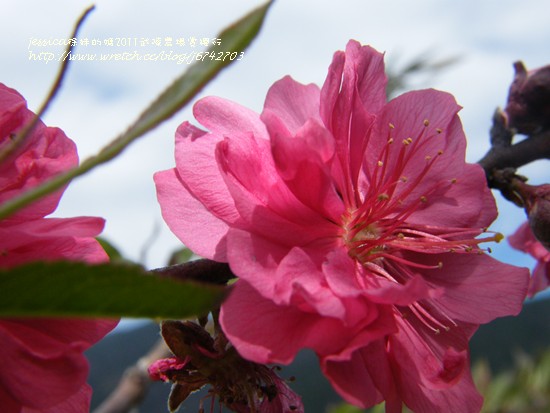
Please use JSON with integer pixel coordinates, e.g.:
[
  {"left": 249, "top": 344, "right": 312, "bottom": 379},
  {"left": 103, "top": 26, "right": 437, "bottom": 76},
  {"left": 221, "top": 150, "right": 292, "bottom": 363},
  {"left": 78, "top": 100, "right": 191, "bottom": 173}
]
[
  {"left": 513, "top": 181, "right": 550, "bottom": 251},
  {"left": 504, "top": 61, "right": 550, "bottom": 134}
]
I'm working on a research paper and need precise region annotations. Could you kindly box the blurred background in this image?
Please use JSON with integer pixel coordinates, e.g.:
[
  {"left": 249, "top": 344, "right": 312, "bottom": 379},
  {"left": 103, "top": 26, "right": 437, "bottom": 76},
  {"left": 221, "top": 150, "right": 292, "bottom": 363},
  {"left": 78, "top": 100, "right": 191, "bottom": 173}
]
[{"left": 1, "top": 0, "right": 550, "bottom": 411}]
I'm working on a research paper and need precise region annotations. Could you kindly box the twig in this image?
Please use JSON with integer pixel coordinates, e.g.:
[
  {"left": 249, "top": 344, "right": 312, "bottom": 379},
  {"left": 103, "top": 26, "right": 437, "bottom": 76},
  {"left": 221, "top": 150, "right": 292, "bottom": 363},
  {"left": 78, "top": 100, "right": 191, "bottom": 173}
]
[
  {"left": 92, "top": 338, "right": 171, "bottom": 413},
  {"left": 478, "top": 128, "right": 550, "bottom": 175},
  {"left": 0, "top": 5, "right": 95, "bottom": 165}
]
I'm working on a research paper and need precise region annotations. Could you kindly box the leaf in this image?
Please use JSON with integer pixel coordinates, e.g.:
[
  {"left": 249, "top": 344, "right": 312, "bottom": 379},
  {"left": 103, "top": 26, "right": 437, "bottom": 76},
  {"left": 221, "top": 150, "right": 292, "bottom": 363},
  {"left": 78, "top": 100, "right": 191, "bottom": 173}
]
[
  {"left": 0, "top": 1, "right": 274, "bottom": 220},
  {"left": 0, "top": 261, "right": 226, "bottom": 319}
]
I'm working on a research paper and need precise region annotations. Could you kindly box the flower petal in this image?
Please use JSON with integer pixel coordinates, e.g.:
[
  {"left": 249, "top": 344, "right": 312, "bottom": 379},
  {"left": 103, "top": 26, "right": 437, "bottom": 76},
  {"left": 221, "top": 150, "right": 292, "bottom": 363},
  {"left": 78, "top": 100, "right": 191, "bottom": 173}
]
[
  {"left": 193, "top": 96, "right": 267, "bottom": 139},
  {"left": 262, "top": 75, "right": 321, "bottom": 135},
  {"left": 415, "top": 251, "right": 529, "bottom": 323},
  {"left": 154, "top": 168, "right": 230, "bottom": 261}
]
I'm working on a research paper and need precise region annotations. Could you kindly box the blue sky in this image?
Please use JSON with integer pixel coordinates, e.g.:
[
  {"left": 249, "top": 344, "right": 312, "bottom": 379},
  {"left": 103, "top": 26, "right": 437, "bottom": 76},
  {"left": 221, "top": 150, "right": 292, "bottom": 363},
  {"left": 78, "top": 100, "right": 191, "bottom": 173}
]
[{"left": 2, "top": 0, "right": 549, "bottom": 296}]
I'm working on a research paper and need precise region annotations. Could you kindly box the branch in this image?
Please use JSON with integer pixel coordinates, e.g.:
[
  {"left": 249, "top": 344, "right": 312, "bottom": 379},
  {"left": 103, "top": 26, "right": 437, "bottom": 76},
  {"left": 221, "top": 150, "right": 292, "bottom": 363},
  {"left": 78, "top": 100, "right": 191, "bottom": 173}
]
[
  {"left": 478, "top": 129, "right": 550, "bottom": 175},
  {"left": 92, "top": 338, "right": 171, "bottom": 413}
]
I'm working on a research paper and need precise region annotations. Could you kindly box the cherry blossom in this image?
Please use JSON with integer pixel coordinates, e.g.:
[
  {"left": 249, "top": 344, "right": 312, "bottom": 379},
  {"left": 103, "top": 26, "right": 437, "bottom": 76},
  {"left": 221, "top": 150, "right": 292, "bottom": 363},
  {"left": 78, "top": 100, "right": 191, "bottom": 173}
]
[
  {"left": 0, "top": 83, "right": 117, "bottom": 413},
  {"left": 155, "top": 41, "right": 529, "bottom": 412}
]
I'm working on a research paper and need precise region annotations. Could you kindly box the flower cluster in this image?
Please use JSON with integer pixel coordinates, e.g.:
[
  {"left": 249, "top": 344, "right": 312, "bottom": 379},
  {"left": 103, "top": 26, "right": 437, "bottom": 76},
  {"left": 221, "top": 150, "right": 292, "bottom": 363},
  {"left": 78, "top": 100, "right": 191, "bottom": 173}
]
[
  {"left": 0, "top": 84, "right": 117, "bottom": 413},
  {"left": 155, "top": 41, "right": 530, "bottom": 412}
]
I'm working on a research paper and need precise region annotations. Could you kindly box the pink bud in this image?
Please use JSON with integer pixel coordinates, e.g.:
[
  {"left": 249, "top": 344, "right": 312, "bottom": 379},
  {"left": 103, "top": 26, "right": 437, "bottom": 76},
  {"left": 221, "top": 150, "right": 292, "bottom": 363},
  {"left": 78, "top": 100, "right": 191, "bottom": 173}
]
[{"left": 505, "top": 61, "right": 550, "bottom": 134}]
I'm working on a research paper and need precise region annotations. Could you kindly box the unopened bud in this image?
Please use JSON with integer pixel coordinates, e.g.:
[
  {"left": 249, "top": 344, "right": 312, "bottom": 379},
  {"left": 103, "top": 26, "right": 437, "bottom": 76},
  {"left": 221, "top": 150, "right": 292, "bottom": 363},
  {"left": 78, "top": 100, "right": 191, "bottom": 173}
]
[
  {"left": 504, "top": 61, "right": 550, "bottom": 134},
  {"left": 513, "top": 181, "right": 550, "bottom": 251}
]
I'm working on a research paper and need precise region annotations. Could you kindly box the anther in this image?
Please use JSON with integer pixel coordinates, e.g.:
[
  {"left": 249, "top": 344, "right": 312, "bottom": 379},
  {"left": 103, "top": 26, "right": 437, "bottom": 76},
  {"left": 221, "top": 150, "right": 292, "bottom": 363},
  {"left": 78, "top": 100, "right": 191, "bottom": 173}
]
[{"left": 423, "top": 119, "right": 430, "bottom": 127}]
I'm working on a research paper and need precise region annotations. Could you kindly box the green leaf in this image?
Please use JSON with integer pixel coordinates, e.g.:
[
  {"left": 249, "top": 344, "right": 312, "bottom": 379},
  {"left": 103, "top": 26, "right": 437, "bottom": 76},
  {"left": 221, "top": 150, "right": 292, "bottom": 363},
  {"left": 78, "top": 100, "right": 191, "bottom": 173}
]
[
  {"left": 0, "top": 1, "right": 274, "bottom": 220},
  {"left": 168, "top": 247, "right": 195, "bottom": 266},
  {"left": 0, "top": 261, "right": 226, "bottom": 319}
]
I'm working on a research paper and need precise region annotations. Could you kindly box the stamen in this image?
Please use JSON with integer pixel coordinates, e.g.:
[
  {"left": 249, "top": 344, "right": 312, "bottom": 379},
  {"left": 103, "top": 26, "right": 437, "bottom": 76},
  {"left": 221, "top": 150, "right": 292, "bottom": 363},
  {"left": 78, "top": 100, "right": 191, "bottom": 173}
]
[
  {"left": 369, "top": 252, "right": 443, "bottom": 270},
  {"left": 409, "top": 302, "right": 450, "bottom": 334}
]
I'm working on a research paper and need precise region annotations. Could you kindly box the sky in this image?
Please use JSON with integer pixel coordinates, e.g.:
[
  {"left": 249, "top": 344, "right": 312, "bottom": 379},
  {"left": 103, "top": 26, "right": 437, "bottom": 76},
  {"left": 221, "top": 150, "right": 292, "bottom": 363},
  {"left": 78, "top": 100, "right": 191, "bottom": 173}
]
[{"left": 1, "top": 1, "right": 549, "bottom": 296}]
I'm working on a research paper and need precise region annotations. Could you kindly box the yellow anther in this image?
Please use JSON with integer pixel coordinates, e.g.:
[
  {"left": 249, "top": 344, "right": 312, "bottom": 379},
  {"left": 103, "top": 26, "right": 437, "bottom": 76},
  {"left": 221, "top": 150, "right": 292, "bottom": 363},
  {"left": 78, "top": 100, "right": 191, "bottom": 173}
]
[
  {"left": 403, "top": 137, "right": 413, "bottom": 145},
  {"left": 377, "top": 193, "right": 389, "bottom": 201},
  {"left": 436, "top": 128, "right": 443, "bottom": 134},
  {"left": 451, "top": 178, "right": 457, "bottom": 184},
  {"left": 377, "top": 160, "right": 384, "bottom": 167},
  {"left": 438, "top": 150, "right": 444, "bottom": 155},
  {"left": 420, "top": 195, "right": 427, "bottom": 203},
  {"left": 400, "top": 176, "right": 408, "bottom": 183},
  {"left": 495, "top": 233, "right": 504, "bottom": 243},
  {"left": 425, "top": 155, "right": 432, "bottom": 161},
  {"left": 437, "top": 262, "right": 443, "bottom": 269},
  {"left": 423, "top": 119, "right": 430, "bottom": 127},
  {"left": 389, "top": 123, "right": 395, "bottom": 129},
  {"left": 387, "top": 138, "right": 394, "bottom": 144}
]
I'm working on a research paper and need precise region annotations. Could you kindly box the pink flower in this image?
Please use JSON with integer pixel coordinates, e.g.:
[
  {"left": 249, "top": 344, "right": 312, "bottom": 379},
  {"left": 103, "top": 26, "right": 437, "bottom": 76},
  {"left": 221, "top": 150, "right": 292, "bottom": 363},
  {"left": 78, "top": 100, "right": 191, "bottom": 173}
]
[
  {"left": 155, "top": 41, "right": 529, "bottom": 412},
  {"left": 0, "top": 83, "right": 117, "bottom": 413},
  {"left": 509, "top": 221, "right": 550, "bottom": 297}
]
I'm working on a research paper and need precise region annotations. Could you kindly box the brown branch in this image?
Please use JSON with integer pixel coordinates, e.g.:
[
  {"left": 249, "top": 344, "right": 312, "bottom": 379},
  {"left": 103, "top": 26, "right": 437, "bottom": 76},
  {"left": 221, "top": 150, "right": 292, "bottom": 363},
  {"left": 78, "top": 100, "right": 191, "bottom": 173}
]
[
  {"left": 92, "top": 338, "right": 171, "bottom": 413},
  {"left": 478, "top": 128, "right": 550, "bottom": 175},
  {"left": 152, "top": 259, "right": 234, "bottom": 285}
]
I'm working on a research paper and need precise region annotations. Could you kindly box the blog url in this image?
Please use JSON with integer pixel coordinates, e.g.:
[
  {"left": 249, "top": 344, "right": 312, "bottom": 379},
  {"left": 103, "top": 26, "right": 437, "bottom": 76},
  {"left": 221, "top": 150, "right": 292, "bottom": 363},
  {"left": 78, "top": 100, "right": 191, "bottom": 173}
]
[{"left": 28, "top": 50, "right": 245, "bottom": 65}]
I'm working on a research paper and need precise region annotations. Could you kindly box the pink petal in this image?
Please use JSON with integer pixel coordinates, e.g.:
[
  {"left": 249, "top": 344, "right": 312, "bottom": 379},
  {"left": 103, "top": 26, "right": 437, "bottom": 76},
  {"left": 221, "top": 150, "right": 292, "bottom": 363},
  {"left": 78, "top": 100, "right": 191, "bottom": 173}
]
[
  {"left": 0, "top": 321, "right": 89, "bottom": 408},
  {"left": 0, "top": 83, "right": 26, "bottom": 140},
  {"left": 321, "top": 347, "right": 383, "bottom": 408},
  {"left": 267, "top": 115, "right": 344, "bottom": 221},
  {"left": 22, "top": 384, "right": 92, "bottom": 413},
  {"left": 530, "top": 261, "right": 550, "bottom": 297},
  {"left": 390, "top": 319, "right": 482, "bottom": 413},
  {"left": 363, "top": 90, "right": 466, "bottom": 210},
  {"left": 509, "top": 221, "right": 550, "bottom": 260},
  {"left": 221, "top": 280, "right": 393, "bottom": 364},
  {"left": 216, "top": 135, "right": 335, "bottom": 246},
  {"left": 323, "top": 248, "right": 432, "bottom": 306},
  {"left": 221, "top": 279, "right": 340, "bottom": 364},
  {"left": 0, "top": 124, "right": 77, "bottom": 223},
  {"left": 407, "top": 163, "right": 497, "bottom": 229},
  {"left": 414, "top": 251, "right": 529, "bottom": 323},
  {"left": 154, "top": 168, "right": 230, "bottom": 261},
  {"left": 320, "top": 40, "right": 386, "bottom": 127},
  {"left": 0, "top": 217, "right": 108, "bottom": 268},
  {"left": 319, "top": 41, "right": 382, "bottom": 197},
  {"left": 262, "top": 75, "right": 321, "bottom": 135},
  {"left": 274, "top": 246, "right": 346, "bottom": 318},
  {"left": 193, "top": 96, "right": 267, "bottom": 139},
  {"left": 173, "top": 122, "right": 240, "bottom": 226}
]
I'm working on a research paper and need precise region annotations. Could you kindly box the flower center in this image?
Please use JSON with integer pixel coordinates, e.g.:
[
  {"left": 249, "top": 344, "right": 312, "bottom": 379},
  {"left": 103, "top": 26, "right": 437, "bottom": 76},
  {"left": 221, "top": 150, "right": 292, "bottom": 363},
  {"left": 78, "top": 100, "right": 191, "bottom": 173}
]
[{"left": 338, "top": 119, "right": 504, "bottom": 334}]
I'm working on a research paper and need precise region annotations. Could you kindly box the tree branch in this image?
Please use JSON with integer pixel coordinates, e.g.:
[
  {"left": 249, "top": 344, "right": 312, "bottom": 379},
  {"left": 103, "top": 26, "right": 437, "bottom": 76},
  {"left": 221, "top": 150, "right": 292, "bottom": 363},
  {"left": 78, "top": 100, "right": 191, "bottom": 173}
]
[{"left": 92, "top": 338, "right": 171, "bottom": 413}]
